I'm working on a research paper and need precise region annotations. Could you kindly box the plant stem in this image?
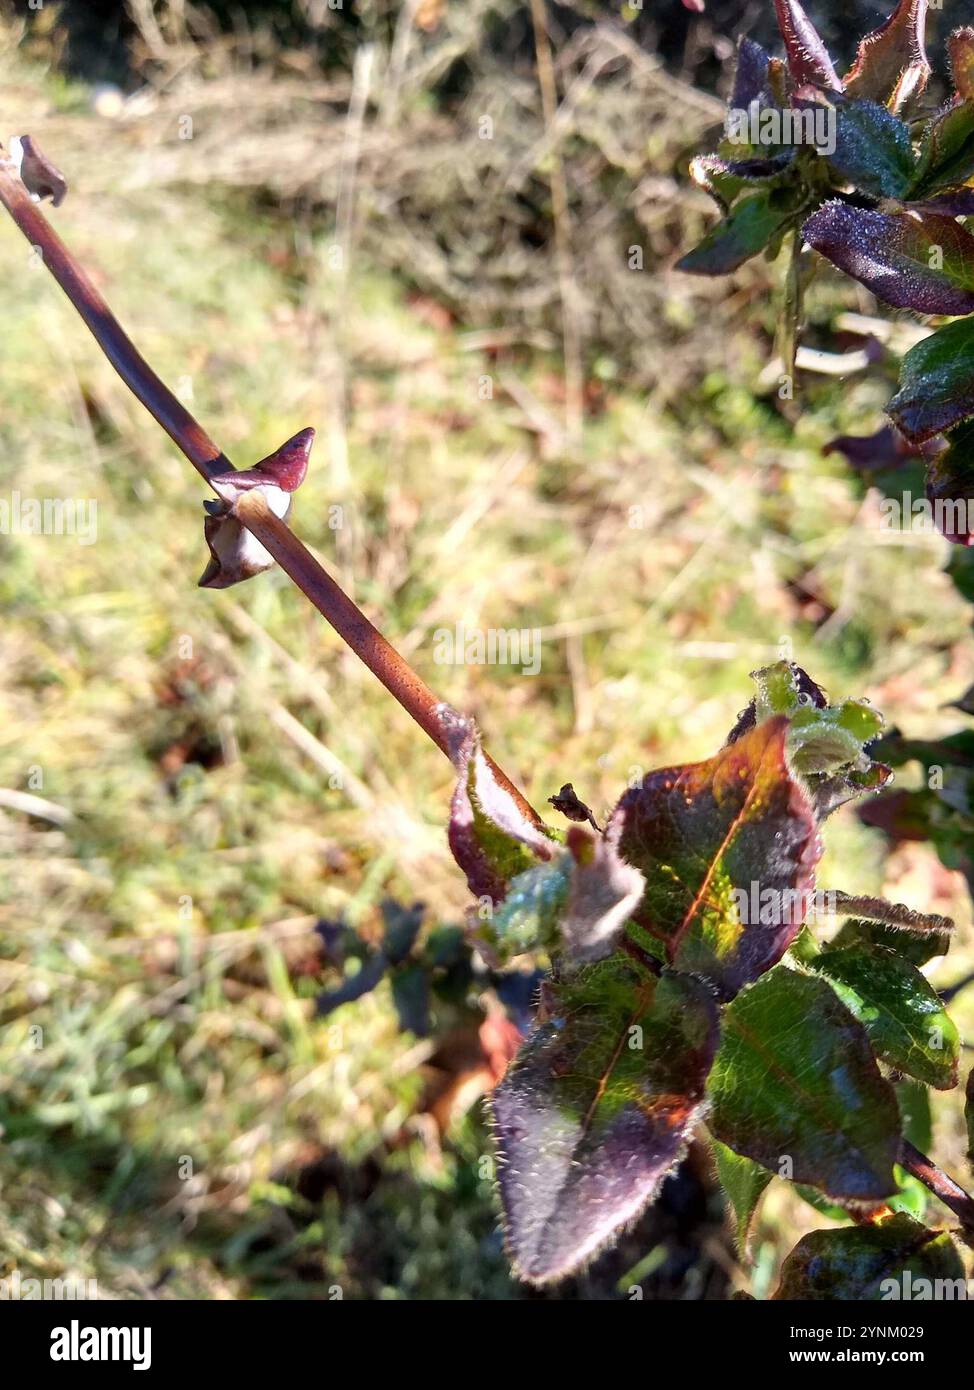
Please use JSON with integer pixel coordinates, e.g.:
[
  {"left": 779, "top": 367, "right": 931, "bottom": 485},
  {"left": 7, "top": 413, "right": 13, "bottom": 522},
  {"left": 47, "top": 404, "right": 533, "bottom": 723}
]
[
  {"left": 0, "top": 147, "right": 544, "bottom": 828},
  {"left": 900, "top": 1139, "right": 974, "bottom": 1232},
  {"left": 0, "top": 155, "right": 227, "bottom": 481}
]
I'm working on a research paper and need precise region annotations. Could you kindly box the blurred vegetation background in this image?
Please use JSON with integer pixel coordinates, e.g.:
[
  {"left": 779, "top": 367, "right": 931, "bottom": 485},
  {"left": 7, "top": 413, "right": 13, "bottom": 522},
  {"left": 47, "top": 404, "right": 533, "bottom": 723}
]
[{"left": 1, "top": 0, "right": 972, "bottom": 1300}]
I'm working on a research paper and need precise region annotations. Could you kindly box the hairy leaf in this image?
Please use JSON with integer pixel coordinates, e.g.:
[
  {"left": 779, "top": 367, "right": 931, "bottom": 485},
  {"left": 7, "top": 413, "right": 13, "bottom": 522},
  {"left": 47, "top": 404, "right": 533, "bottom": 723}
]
[
  {"left": 730, "top": 36, "right": 775, "bottom": 111},
  {"left": 910, "top": 98, "right": 974, "bottom": 196},
  {"left": 688, "top": 152, "right": 795, "bottom": 213},
  {"left": 950, "top": 27, "right": 974, "bottom": 102},
  {"left": 711, "top": 1140, "right": 772, "bottom": 1256},
  {"left": 559, "top": 824, "right": 645, "bottom": 964},
  {"left": 615, "top": 718, "right": 820, "bottom": 998},
  {"left": 829, "top": 100, "right": 917, "bottom": 197},
  {"left": 803, "top": 203, "right": 974, "bottom": 316},
  {"left": 889, "top": 317, "right": 974, "bottom": 443},
  {"left": 482, "top": 857, "right": 572, "bottom": 962},
  {"left": 480, "top": 823, "right": 644, "bottom": 967},
  {"left": 843, "top": 0, "right": 930, "bottom": 113},
  {"left": 772, "top": 0, "right": 842, "bottom": 92},
  {"left": 925, "top": 418, "right": 974, "bottom": 544},
  {"left": 676, "top": 189, "right": 799, "bottom": 275},
  {"left": 813, "top": 943, "right": 959, "bottom": 1088},
  {"left": 443, "top": 709, "right": 555, "bottom": 904},
  {"left": 492, "top": 963, "right": 719, "bottom": 1284},
  {"left": 831, "top": 915, "right": 953, "bottom": 967},
  {"left": 708, "top": 967, "right": 901, "bottom": 1200},
  {"left": 773, "top": 1214, "right": 965, "bottom": 1299}
]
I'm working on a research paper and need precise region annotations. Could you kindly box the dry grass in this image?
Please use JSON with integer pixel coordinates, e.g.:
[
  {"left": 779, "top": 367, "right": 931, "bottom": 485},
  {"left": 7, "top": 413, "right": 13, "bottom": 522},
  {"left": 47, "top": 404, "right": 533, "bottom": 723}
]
[{"left": 1, "top": 9, "right": 973, "bottom": 1299}]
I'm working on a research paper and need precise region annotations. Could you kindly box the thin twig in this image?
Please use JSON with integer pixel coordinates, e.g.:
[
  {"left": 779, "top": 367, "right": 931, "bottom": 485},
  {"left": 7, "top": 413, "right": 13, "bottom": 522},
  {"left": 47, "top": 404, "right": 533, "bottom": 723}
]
[
  {"left": 900, "top": 1140, "right": 974, "bottom": 1233},
  {"left": 0, "top": 145, "right": 544, "bottom": 829},
  {"left": 528, "top": 0, "right": 584, "bottom": 444}
]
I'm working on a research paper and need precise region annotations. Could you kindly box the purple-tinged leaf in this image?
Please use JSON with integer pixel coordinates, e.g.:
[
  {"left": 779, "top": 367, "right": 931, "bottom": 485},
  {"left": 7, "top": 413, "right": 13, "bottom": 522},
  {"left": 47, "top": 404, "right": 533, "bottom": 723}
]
[
  {"left": 772, "top": 0, "right": 842, "bottom": 92},
  {"left": 730, "top": 36, "right": 774, "bottom": 111},
  {"left": 823, "top": 423, "right": 932, "bottom": 473},
  {"left": 198, "top": 428, "right": 314, "bottom": 588},
  {"left": 689, "top": 152, "right": 795, "bottom": 212},
  {"left": 924, "top": 418, "right": 974, "bottom": 544},
  {"left": 773, "top": 1214, "right": 965, "bottom": 1299},
  {"left": 479, "top": 824, "right": 643, "bottom": 967},
  {"left": 843, "top": 0, "right": 931, "bottom": 114},
  {"left": 210, "top": 426, "right": 313, "bottom": 497},
  {"left": 560, "top": 823, "right": 644, "bottom": 964},
  {"left": 831, "top": 914, "right": 953, "bottom": 968},
  {"left": 492, "top": 963, "right": 718, "bottom": 1285},
  {"left": 910, "top": 98, "right": 974, "bottom": 196},
  {"left": 888, "top": 317, "right": 974, "bottom": 443},
  {"left": 443, "top": 709, "right": 555, "bottom": 906},
  {"left": 803, "top": 202, "right": 974, "bottom": 316},
  {"left": 614, "top": 718, "right": 821, "bottom": 999},
  {"left": 10, "top": 134, "right": 67, "bottom": 206},
  {"left": 858, "top": 787, "right": 940, "bottom": 841},
  {"left": 826, "top": 890, "right": 955, "bottom": 938},
  {"left": 829, "top": 101, "right": 917, "bottom": 197},
  {"left": 807, "top": 759, "right": 892, "bottom": 822},
  {"left": 708, "top": 967, "right": 901, "bottom": 1201},
  {"left": 676, "top": 189, "right": 798, "bottom": 276},
  {"left": 949, "top": 26, "right": 974, "bottom": 102},
  {"left": 909, "top": 186, "right": 974, "bottom": 216}
]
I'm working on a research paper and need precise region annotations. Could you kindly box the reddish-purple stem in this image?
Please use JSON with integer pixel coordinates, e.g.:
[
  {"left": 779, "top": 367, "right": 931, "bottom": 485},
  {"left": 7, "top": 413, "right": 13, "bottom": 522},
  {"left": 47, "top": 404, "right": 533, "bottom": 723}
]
[
  {"left": 0, "top": 147, "right": 543, "bottom": 828},
  {"left": 900, "top": 1140, "right": 974, "bottom": 1233}
]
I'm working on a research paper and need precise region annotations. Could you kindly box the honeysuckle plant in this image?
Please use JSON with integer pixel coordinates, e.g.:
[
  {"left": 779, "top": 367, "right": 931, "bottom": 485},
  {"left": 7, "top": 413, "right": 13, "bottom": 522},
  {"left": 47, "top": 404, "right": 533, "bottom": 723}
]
[
  {"left": 3, "top": 124, "right": 974, "bottom": 1298},
  {"left": 680, "top": 0, "right": 974, "bottom": 546}
]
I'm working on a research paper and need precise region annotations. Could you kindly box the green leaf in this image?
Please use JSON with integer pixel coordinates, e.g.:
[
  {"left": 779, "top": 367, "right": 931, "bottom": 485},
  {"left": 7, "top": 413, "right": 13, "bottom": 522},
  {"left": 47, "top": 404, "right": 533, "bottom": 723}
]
[
  {"left": 688, "top": 152, "right": 795, "bottom": 213},
  {"left": 479, "top": 856, "right": 572, "bottom": 962},
  {"left": 711, "top": 1140, "right": 772, "bottom": 1256},
  {"left": 910, "top": 99, "right": 974, "bottom": 196},
  {"left": 842, "top": 0, "right": 930, "bottom": 113},
  {"left": 773, "top": 1214, "right": 966, "bottom": 1299},
  {"left": 444, "top": 710, "right": 556, "bottom": 904},
  {"left": 830, "top": 915, "right": 952, "bottom": 967},
  {"left": 829, "top": 100, "right": 917, "bottom": 198},
  {"left": 966, "top": 1065, "right": 974, "bottom": 1167},
  {"left": 889, "top": 317, "right": 974, "bottom": 444},
  {"left": 675, "top": 190, "right": 797, "bottom": 276},
  {"left": 812, "top": 943, "right": 959, "bottom": 1089},
  {"left": 615, "top": 717, "right": 820, "bottom": 998},
  {"left": 708, "top": 966, "right": 901, "bottom": 1201},
  {"left": 897, "top": 1077, "right": 932, "bottom": 1152},
  {"left": 480, "top": 822, "right": 645, "bottom": 966},
  {"left": 491, "top": 963, "right": 719, "bottom": 1285},
  {"left": 949, "top": 27, "right": 974, "bottom": 102},
  {"left": 803, "top": 203, "right": 974, "bottom": 316}
]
